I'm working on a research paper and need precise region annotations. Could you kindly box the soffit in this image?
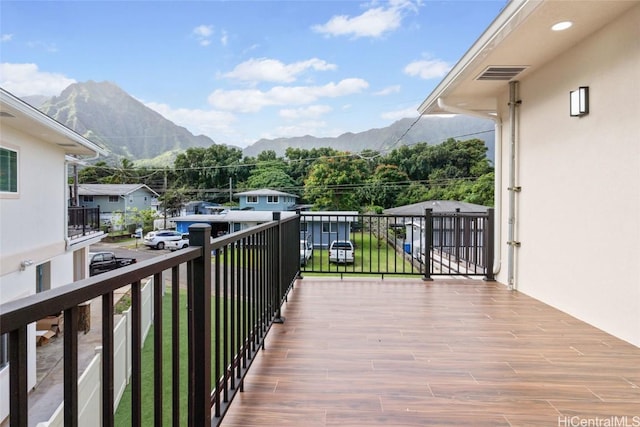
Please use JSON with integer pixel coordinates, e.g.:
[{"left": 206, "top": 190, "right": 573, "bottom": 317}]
[
  {"left": 0, "top": 90, "right": 106, "bottom": 156},
  {"left": 419, "top": 0, "right": 637, "bottom": 114}
]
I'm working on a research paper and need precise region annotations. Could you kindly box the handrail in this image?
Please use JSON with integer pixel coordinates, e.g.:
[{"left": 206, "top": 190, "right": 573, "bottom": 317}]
[{"left": 0, "top": 213, "right": 300, "bottom": 427}]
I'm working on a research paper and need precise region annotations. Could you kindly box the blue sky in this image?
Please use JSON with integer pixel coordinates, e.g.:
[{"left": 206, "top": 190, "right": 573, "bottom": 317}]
[{"left": 0, "top": 0, "right": 507, "bottom": 148}]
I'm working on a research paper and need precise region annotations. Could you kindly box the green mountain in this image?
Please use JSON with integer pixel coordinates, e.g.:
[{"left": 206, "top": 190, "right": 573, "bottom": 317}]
[
  {"left": 243, "top": 115, "right": 495, "bottom": 161},
  {"left": 31, "top": 80, "right": 494, "bottom": 164},
  {"left": 39, "top": 81, "right": 214, "bottom": 161}
]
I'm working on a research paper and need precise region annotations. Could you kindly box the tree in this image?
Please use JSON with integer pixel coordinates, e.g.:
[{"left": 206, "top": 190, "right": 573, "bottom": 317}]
[
  {"left": 160, "top": 187, "right": 189, "bottom": 217},
  {"left": 284, "top": 147, "right": 339, "bottom": 188},
  {"left": 358, "top": 164, "right": 409, "bottom": 209},
  {"left": 304, "top": 153, "right": 369, "bottom": 210},
  {"left": 173, "top": 145, "right": 244, "bottom": 196}
]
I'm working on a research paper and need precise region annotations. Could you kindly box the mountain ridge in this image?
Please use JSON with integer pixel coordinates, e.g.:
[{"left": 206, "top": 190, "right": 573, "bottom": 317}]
[{"left": 26, "top": 81, "right": 494, "bottom": 163}]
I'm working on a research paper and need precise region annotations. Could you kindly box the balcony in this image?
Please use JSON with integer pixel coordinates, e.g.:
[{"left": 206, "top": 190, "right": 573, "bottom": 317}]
[
  {"left": 2, "top": 212, "right": 639, "bottom": 426},
  {"left": 67, "top": 206, "right": 102, "bottom": 240}
]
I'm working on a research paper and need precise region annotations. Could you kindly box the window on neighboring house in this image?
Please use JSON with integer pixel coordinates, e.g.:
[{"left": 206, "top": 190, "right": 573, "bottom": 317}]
[
  {"left": 322, "top": 223, "right": 337, "bottom": 233},
  {"left": 0, "top": 147, "right": 18, "bottom": 193},
  {"left": 83, "top": 195, "right": 94, "bottom": 203},
  {"left": 247, "top": 196, "right": 258, "bottom": 204},
  {"left": 267, "top": 196, "right": 279, "bottom": 204},
  {"left": 0, "top": 334, "right": 7, "bottom": 369},
  {"left": 300, "top": 223, "right": 308, "bottom": 233},
  {"left": 109, "top": 196, "right": 119, "bottom": 203}
]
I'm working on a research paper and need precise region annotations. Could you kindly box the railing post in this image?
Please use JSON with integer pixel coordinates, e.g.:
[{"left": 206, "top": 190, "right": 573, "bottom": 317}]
[
  {"left": 273, "top": 212, "right": 285, "bottom": 323},
  {"left": 423, "top": 208, "right": 433, "bottom": 281},
  {"left": 188, "top": 224, "right": 212, "bottom": 425},
  {"left": 484, "top": 208, "right": 496, "bottom": 281}
]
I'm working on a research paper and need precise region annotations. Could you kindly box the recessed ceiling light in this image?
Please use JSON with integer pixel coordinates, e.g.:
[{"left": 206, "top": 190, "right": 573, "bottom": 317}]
[{"left": 552, "top": 21, "right": 573, "bottom": 31}]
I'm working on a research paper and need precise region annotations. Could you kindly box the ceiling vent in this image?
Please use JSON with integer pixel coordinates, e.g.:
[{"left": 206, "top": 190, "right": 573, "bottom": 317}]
[{"left": 476, "top": 66, "right": 527, "bottom": 81}]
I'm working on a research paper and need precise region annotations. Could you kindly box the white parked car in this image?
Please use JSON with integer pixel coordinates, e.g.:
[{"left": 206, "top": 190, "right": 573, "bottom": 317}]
[
  {"left": 300, "top": 239, "right": 313, "bottom": 265},
  {"left": 328, "top": 240, "right": 354, "bottom": 264},
  {"left": 143, "top": 230, "right": 183, "bottom": 250},
  {"left": 166, "top": 234, "right": 189, "bottom": 251}
]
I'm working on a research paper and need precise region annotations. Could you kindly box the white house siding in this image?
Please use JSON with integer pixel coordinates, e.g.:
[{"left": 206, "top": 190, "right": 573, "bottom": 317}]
[
  {"left": 0, "top": 115, "right": 84, "bottom": 422},
  {"left": 0, "top": 127, "right": 67, "bottom": 272},
  {"left": 496, "top": 6, "right": 640, "bottom": 346}
]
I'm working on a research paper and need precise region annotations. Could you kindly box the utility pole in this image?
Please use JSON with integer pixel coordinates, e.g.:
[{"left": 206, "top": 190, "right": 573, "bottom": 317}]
[
  {"left": 229, "top": 177, "right": 232, "bottom": 203},
  {"left": 163, "top": 168, "right": 168, "bottom": 229}
]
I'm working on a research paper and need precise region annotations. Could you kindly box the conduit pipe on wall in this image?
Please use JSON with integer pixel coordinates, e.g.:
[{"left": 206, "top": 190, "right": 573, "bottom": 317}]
[
  {"left": 506, "top": 81, "right": 520, "bottom": 291},
  {"left": 436, "top": 98, "right": 503, "bottom": 278}
]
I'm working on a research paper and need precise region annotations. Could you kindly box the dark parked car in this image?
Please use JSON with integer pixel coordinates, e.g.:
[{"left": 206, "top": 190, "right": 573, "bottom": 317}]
[{"left": 89, "top": 251, "right": 136, "bottom": 276}]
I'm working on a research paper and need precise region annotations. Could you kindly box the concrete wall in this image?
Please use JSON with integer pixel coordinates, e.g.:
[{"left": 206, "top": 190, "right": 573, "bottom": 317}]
[{"left": 495, "top": 5, "right": 640, "bottom": 346}]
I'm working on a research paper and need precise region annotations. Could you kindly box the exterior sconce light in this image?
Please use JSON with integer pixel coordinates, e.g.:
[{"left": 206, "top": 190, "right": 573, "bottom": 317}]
[
  {"left": 570, "top": 86, "right": 589, "bottom": 117},
  {"left": 20, "top": 259, "right": 34, "bottom": 271}
]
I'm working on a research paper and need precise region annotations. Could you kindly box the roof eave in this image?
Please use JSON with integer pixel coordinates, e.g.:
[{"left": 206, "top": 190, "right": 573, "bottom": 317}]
[{"left": 418, "top": 0, "right": 537, "bottom": 116}]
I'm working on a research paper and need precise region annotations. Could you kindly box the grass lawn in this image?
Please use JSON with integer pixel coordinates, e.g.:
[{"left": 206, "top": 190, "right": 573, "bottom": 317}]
[
  {"left": 305, "top": 232, "right": 415, "bottom": 275},
  {"left": 114, "top": 291, "right": 248, "bottom": 425}
]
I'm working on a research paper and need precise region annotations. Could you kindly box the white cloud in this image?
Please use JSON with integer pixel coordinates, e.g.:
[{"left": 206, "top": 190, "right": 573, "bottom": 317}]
[
  {"left": 145, "top": 101, "right": 239, "bottom": 143},
  {"left": 220, "top": 30, "right": 228, "bottom": 47},
  {"left": 1, "top": 34, "right": 13, "bottom": 42},
  {"left": 380, "top": 107, "right": 420, "bottom": 121},
  {"left": 404, "top": 57, "right": 451, "bottom": 79},
  {"left": 373, "top": 85, "right": 401, "bottom": 96},
  {"left": 223, "top": 58, "right": 336, "bottom": 83},
  {"left": 208, "top": 78, "right": 369, "bottom": 113},
  {"left": 312, "top": 0, "right": 420, "bottom": 38},
  {"left": 192, "top": 25, "right": 214, "bottom": 46},
  {"left": 0, "top": 63, "right": 76, "bottom": 96},
  {"left": 265, "top": 121, "right": 329, "bottom": 139},
  {"left": 279, "top": 105, "right": 332, "bottom": 120}
]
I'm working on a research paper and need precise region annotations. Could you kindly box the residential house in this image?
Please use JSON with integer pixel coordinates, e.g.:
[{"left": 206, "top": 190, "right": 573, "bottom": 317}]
[
  {"left": 173, "top": 210, "right": 297, "bottom": 236},
  {"left": 384, "top": 200, "right": 490, "bottom": 261},
  {"left": 235, "top": 189, "right": 298, "bottom": 211},
  {"left": 0, "top": 88, "right": 107, "bottom": 422},
  {"left": 418, "top": 1, "right": 639, "bottom": 346},
  {"left": 77, "top": 183, "right": 159, "bottom": 226},
  {"left": 300, "top": 211, "right": 358, "bottom": 249}
]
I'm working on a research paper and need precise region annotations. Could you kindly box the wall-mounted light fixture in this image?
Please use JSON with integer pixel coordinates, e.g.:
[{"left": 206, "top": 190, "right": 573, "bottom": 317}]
[
  {"left": 570, "top": 86, "right": 589, "bottom": 117},
  {"left": 20, "top": 259, "right": 34, "bottom": 271}
]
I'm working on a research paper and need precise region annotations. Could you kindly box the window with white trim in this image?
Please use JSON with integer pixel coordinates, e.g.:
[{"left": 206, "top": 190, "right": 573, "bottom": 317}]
[
  {"left": 0, "top": 147, "right": 18, "bottom": 193},
  {"left": 267, "top": 195, "right": 279, "bottom": 204},
  {"left": 109, "top": 196, "right": 119, "bottom": 203},
  {"left": 322, "top": 222, "right": 337, "bottom": 233},
  {"left": 246, "top": 196, "right": 258, "bottom": 204},
  {"left": 83, "top": 195, "right": 94, "bottom": 202}
]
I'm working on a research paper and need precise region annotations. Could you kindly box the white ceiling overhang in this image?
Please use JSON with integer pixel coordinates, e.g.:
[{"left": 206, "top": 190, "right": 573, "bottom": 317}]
[
  {"left": 418, "top": 0, "right": 637, "bottom": 115},
  {"left": 0, "top": 88, "right": 108, "bottom": 157}
]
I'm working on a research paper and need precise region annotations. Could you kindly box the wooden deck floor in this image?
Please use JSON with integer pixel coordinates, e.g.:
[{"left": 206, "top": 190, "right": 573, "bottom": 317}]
[{"left": 220, "top": 278, "right": 640, "bottom": 426}]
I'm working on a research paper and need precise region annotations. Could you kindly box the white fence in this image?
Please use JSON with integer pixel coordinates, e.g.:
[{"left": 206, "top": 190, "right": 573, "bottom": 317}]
[{"left": 36, "top": 277, "right": 156, "bottom": 426}]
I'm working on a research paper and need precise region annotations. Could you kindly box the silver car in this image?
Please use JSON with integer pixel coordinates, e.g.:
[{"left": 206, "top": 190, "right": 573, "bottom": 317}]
[{"left": 143, "top": 230, "right": 183, "bottom": 250}]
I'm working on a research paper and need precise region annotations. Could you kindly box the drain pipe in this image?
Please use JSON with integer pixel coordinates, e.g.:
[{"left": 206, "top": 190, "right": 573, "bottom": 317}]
[
  {"left": 506, "top": 81, "right": 521, "bottom": 290},
  {"left": 436, "top": 98, "right": 503, "bottom": 277}
]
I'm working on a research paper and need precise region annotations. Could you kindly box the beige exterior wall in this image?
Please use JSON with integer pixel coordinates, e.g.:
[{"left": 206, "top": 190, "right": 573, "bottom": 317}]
[
  {"left": 0, "top": 114, "right": 91, "bottom": 422},
  {"left": 496, "top": 5, "right": 640, "bottom": 346}
]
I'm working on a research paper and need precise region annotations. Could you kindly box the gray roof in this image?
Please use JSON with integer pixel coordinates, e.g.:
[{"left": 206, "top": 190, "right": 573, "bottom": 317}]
[
  {"left": 173, "top": 211, "right": 297, "bottom": 223},
  {"left": 234, "top": 188, "right": 298, "bottom": 198},
  {"left": 383, "top": 200, "right": 488, "bottom": 216},
  {"left": 77, "top": 184, "right": 159, "bottom": 197}
]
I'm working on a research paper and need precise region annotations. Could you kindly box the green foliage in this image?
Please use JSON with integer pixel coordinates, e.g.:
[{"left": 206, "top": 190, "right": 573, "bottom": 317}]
[
  {"left": 80, "top": 136, "right": 495, "bottom": 211},
  {"left": 127, "top": 207, "right": 158, "bottom": 232},
  {"left": 160, "top": 187, "right": 189, "bottom": 217},
  {"left": 304, "top": 152, "right": 369, "bottom": 210},
  {"left": 173, "top": 145, "right": 245, "bottom": 193}
]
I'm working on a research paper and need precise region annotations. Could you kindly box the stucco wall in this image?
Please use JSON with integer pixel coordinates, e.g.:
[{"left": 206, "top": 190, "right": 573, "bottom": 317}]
[
  {"left": 0, "top": 126, "right": 66, "bottom": 266},
  {"left": 496, "top": 5, "right": 640, "bottom": 346}
]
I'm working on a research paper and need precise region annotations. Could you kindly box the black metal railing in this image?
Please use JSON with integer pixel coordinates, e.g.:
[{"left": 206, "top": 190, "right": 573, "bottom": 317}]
[
  {"left": 68, "top": 206, "right": 101, "bottom": 239},
  {"left": 0, "top": 212, "right": 299, "bottom": 426},
  {"left": 299, "top": 209, "right": 494, "bottom": 280}
]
